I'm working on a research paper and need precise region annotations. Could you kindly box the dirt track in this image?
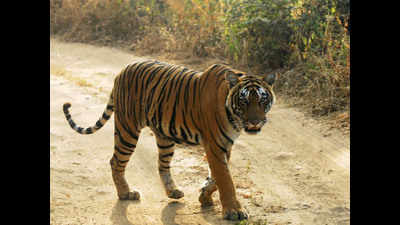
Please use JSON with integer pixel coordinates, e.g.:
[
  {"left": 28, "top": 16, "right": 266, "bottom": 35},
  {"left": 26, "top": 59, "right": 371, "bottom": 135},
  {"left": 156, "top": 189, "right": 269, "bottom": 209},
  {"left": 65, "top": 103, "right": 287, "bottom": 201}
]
[{"left": 50, "top": 38, "right": 350, "bottom": 225}]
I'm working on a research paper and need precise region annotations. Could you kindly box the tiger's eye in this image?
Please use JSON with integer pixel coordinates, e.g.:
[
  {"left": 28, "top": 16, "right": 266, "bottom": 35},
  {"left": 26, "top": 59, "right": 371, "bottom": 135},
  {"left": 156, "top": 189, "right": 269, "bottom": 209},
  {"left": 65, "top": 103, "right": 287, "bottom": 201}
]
[{"left": 239, "top": 89, "right": 248, "bottom": 99}]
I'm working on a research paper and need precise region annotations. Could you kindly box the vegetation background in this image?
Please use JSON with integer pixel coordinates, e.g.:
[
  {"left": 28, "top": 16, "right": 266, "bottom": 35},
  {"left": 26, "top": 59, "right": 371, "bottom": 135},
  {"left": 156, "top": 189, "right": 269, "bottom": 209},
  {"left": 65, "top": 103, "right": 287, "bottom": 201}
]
[{"left": 50, "top": 0, "right": 349, "bottom": 132}]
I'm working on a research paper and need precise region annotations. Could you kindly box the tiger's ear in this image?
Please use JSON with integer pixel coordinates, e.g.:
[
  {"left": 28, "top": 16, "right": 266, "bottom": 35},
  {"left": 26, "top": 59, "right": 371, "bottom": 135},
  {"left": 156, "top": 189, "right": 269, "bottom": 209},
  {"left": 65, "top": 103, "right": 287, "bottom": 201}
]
[
  {"left": 225, "top": 72, "right": 243, "bottom": 88},
  {"left": 263, "top": 73, "right": 276, "bottom": 86}
]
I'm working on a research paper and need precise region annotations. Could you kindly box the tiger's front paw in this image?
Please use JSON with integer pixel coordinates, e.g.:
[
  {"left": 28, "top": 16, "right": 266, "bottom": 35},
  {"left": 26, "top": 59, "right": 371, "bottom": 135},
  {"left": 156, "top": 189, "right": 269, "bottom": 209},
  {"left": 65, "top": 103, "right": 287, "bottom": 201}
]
[
  {"left": 199, "top": 176, "right": 217, "bottom": 207},
  {"left": 199, "top": 191, "right": 214, "bottom": 207},
  {"left": 222, "top": 206, "right": 248, "bottom": 221},
  {"left": 167, "top": 189, "right": 184, "bottom": 199},
  {"left": 118, "top": 190, "right": 140, "bottom": 201}
]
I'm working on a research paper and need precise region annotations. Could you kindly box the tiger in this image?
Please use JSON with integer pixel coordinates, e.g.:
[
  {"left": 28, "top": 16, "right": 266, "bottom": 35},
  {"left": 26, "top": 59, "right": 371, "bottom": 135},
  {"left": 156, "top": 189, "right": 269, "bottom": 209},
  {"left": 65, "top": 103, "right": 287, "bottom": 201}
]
[{"left": 63, "top": 60, "right": 276, "bottom": 220}]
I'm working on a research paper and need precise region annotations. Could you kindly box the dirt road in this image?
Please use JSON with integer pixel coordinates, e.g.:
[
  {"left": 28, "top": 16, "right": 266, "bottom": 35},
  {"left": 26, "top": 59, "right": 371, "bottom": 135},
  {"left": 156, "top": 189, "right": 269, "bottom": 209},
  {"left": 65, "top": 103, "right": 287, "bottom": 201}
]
[{"left": 50, "top": 38, "right": 350, "bottom": 225}]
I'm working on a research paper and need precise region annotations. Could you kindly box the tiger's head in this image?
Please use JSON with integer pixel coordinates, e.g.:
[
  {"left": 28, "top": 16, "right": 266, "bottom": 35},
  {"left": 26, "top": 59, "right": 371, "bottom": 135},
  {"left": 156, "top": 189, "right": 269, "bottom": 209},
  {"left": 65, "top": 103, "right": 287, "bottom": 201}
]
[{"left": 225, "top": 71, "right": 276, "bottom": 135}]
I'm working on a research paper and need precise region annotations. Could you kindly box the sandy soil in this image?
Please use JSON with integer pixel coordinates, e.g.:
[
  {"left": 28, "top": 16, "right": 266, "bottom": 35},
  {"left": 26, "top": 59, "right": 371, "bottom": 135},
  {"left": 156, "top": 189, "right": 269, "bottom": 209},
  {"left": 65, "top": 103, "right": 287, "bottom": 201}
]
[{"left": 50, "top": 38, "right": 350, "bottom": 225}]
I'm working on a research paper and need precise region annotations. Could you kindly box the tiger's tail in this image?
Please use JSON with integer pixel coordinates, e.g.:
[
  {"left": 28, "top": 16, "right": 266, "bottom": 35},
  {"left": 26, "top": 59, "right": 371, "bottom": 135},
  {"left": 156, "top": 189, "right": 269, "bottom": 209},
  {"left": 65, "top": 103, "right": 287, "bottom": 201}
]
[{"left": 63, "top": 94, "right": 114, "bottom": 135}]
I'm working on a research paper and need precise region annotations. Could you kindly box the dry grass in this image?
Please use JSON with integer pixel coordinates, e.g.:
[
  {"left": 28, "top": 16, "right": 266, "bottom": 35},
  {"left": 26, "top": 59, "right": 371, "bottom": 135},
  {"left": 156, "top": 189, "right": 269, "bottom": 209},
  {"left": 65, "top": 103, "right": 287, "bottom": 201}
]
[
  {"left": 51, "top": 0, "right": 145, "bottom": 46},
  {"left": 275, "top": 56, "right": 350, "bottom": 133}
]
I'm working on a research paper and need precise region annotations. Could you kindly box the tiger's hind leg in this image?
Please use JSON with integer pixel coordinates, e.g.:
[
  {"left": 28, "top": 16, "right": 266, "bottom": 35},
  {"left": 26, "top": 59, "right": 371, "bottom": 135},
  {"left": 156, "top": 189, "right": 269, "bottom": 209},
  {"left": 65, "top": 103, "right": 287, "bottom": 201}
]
[
  {"left": 155, "top": 135, "right": 184, "bottom": 199},
  {"left": 110, "top": 122, "right": 141, "bottom": 200}
]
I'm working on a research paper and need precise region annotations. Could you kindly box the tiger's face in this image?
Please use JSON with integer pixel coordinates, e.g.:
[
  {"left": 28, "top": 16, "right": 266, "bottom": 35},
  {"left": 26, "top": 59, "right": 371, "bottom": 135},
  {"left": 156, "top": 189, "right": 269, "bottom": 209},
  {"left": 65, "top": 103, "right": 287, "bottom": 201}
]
[{"left": 225, "top": 71, "right": 276, "bottom": 135}]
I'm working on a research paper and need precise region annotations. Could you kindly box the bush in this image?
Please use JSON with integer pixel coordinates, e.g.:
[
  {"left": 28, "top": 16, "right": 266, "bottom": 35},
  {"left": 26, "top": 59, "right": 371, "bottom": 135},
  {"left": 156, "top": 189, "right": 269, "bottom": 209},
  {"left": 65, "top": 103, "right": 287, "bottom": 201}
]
[
  {"left": 50, "top": 0, "right": 167, "bottom": 45},
  {"left": 224, "top": 0, "right": 294, "bottom": 70},
  {"left": 223, "top": 0, "right": 349, "bottom": 117}
]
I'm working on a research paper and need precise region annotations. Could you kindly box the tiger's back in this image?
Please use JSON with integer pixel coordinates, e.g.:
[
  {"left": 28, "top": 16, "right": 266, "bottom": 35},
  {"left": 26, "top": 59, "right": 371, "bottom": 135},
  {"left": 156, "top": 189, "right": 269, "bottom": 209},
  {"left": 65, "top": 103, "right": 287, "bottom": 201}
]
[{"left": 113, "top": 60, "right": 205, "bottom": 145}]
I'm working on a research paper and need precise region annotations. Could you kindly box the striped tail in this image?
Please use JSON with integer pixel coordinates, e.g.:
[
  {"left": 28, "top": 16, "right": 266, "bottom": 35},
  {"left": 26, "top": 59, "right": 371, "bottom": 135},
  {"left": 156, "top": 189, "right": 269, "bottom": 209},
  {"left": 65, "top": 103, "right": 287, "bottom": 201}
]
[{"left": 63, "top": 96, "right": 114, "bottom": 135}]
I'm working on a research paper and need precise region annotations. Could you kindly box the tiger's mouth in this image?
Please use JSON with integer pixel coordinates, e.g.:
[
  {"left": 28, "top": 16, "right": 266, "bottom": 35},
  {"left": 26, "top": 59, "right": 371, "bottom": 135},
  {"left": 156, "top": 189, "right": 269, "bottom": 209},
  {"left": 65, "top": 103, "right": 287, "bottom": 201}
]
[
  {"left": 244, "top": 127, "right": 261, "bottom": 135},
  {"left": 244, "top": 123, "right": 263, "bottom": 135},
  {"left": 243, "top": 118, "right": 267, "bottom": 135}
]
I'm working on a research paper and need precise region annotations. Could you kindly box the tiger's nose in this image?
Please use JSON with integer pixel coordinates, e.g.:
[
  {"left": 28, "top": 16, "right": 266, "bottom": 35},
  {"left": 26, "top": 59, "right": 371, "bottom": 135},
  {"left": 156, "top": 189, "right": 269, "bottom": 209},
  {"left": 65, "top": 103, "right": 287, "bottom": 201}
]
[
  {"left": 249, "top": 120, "right": 262, "bottom": 127},
  {"left": 249, "top": 118, "right": 267, "bottom": 126}
]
